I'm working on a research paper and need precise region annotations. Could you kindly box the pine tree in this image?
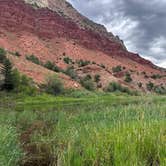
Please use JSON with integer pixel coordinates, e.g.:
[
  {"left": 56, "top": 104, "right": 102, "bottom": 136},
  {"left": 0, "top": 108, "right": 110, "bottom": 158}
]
[{"left": 2, "top": 58, "right": 14, "bottom": 90}]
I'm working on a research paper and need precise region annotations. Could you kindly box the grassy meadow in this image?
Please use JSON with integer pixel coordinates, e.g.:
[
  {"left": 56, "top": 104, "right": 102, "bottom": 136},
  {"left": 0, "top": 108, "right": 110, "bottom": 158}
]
[{"left": 0, "top": 92, "right": 165, "bottom": 166}]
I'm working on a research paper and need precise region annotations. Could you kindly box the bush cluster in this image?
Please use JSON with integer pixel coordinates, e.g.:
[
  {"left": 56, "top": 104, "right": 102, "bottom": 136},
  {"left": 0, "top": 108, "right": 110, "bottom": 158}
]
[
  {"left": 151, "top": 74, "right": 161, "bottom": 79},
  {"left": 112, "top": 65, "right": 122, "bottom": 73},
  {"left": 44, "top": 61, "right": 61, "bottom": 72},
  {"left": 45, "top": 75, "right": 64, "bottom": 95},
  {"left": 64, "top": 66, "right": 78, "bottom": 80},
  {"left": 80, "top": 75, "right": 96, "bottom": 91},
  {"left": 146, "top": 82, "right": 154, "bottom": 91},
  {"left": 26, "top": 54, "right": 40, "bottom": 65},
  {"left": 63, "top": 57, "right": 73, "bottom": 64},
  {"left": 154, "top": 85, "right": 166, "bottom": 94},
  {"left": 77, "top": 59, "right": 91, "bottom": 67},
  {"left": 105, "top": 82, "right": 136, "bottom": 95},
  {"left": 26, "top": 54, "right": 61, "bottom": 73},
  {"left": 124, "top": 73, "right": 132, "bottom": 82},
  {"left": 146, "top": 81, "right": 166, "bottom": 94}
]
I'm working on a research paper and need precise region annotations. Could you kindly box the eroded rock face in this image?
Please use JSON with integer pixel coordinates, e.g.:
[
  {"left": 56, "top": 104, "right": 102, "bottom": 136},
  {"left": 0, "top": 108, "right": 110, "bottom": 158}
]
[
  {"left": 23, "top": 0, "right": 110, "bottom": 33},
  {"left": 0, "top": 0, "right": 154, "bottom": 68},
  {"left": 24, "top": 0, "right": 126, "bottom": 49}
]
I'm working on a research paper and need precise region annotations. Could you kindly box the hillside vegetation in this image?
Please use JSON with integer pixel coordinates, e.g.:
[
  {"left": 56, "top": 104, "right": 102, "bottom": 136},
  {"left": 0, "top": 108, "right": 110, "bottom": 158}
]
[{"left": 0, "top": 47, "right": 166, "bottom": 166}]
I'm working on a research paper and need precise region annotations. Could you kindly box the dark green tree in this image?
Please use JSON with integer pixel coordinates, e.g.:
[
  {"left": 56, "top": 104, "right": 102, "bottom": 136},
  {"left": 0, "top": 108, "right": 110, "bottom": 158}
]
[{"left": 2, "top": 59, "right": 14, "bottom": 90}]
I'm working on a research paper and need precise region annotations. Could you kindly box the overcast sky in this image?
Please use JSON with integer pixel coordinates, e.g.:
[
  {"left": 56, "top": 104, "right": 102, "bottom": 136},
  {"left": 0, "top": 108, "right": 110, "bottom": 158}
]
[{"left": 68, "top": 0, "right": 166, "bottom": 68}]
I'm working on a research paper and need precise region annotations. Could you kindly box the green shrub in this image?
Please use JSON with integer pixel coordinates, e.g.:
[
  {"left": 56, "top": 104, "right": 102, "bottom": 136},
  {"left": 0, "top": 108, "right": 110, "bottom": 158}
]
[
  {"left": 154, "top": 85, "right": 166, "bottom": 94},
  {"left": 112, "top": 65, "right": 122, "bottom": 73},
  {"left": 11, "top": 69, "right": 21, "bottom": 88},
  {"left": 79, "top": 74, "right": 97, "bottom": 91},
  {"left": 45, "top": 75, "right": 64, "bottom": 95},
  {"left": 21, "top": 74, "right": 32, "bottom": 87},
  {"left": 12, "top": 70, "right": 36, "bottom": 95},
  {"left": 146, "top": 82, "right": 154, "bottom": 91},
  {"left": 0, "top": 48, "right": 6, "bottom": 63},
  {"left": 151, "top": 74, "right": 161, "bottom": 79},
  {"left": 63, "top": 57, "right": 73, "bottom": 64},
  {"left": 53, "top": 66, "right": 60, "bottom": 72},
  {"left": 105, "top": 82, "right": 133, "bottom": 94},
  {"left": 65, "top": 66, "right": 77, "bottom": 80},
  {"left": 44, "top": 61, "right": 55, "bottom": 70},
  {"left": 83, "top": 74, "right": 92, "bottom": 81},
  {"left": 77, "top": 59, "right": 90, "bottom": 67},
  {"left": 26, "top": 54, "right": 40, "bottom": 65},
  {"left": 43, "top": 61, "right": 61, "bottom": 72},
  {"left": 105, "top": 82, "right": 122, "bottom": 92},
  {"left": 94, "top": 74, "right": 101, "bottom": 83},
  {"left": 80, "top": 75, "right": 95, "bottom": 91},
  {"left": 81, "top": 79, "right": 96, "bottom": 91},
  {"left": 124, "top": 73, "right": 132, "bottom": 82}
]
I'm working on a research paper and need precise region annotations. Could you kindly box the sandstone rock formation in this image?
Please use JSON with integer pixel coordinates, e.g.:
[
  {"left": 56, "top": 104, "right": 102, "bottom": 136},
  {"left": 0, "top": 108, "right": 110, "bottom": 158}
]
[{"left": 0, "top": 0, "right": 165, "bottom": 90}]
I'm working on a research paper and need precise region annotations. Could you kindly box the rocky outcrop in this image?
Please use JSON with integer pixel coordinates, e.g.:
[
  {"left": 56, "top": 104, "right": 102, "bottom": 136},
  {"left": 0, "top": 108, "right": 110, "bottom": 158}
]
[
  {"left": 23, "top": 0, "right": 126, "bottom": 49},
  {"left": 0, "top": 0, "right": 154, "bottom": 67}
]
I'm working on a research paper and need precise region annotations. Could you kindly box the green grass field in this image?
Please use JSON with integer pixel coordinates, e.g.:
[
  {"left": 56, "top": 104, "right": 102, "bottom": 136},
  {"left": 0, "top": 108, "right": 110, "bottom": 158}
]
[{"left": 0, "top": 92, "right": 165, "bottom": 166}]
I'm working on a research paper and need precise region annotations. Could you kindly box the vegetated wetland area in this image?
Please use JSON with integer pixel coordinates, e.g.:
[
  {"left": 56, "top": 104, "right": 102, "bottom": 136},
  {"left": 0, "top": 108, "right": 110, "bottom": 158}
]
[{"left": 0, "top": 91, "right": 166, "bottom": 166}]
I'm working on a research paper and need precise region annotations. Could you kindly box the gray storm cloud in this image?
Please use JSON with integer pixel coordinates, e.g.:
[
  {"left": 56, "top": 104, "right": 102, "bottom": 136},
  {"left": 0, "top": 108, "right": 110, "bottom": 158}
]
[{"left": 68, "top": 0, "right": 166, "bottom": 68}]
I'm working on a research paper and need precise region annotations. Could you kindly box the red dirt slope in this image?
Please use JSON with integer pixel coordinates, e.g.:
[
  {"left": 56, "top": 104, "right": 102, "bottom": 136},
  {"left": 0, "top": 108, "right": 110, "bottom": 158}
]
[{"left": 0, "top": 0, "right": 165, "bottom": 91}]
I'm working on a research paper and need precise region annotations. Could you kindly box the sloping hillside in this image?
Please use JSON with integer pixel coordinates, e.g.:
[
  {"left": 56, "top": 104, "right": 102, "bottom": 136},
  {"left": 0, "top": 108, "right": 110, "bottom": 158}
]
[{"left": 0, "top": 0, "right": 165, "bottom": 91}]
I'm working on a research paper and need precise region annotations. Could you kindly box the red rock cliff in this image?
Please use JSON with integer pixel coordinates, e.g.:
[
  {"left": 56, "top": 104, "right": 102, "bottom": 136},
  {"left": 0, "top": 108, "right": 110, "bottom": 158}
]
[{"left": 0, "top": 0, "right": 155, "bottom": 67}]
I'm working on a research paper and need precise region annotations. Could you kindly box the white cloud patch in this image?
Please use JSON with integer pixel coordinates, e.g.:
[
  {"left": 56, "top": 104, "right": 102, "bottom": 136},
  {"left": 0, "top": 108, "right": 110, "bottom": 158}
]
[{"left": 150, "top": 37, "right": 166, "bottom": 56}]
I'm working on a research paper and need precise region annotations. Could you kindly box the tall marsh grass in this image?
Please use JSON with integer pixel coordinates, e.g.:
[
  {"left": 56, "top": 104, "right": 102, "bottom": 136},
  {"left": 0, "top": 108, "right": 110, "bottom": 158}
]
[
  {"left": 0, "top": 125, "right": 22, "bottom": 166},
  {"left": 0, "top": 94, "right": 165, "bottom": 165}
]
